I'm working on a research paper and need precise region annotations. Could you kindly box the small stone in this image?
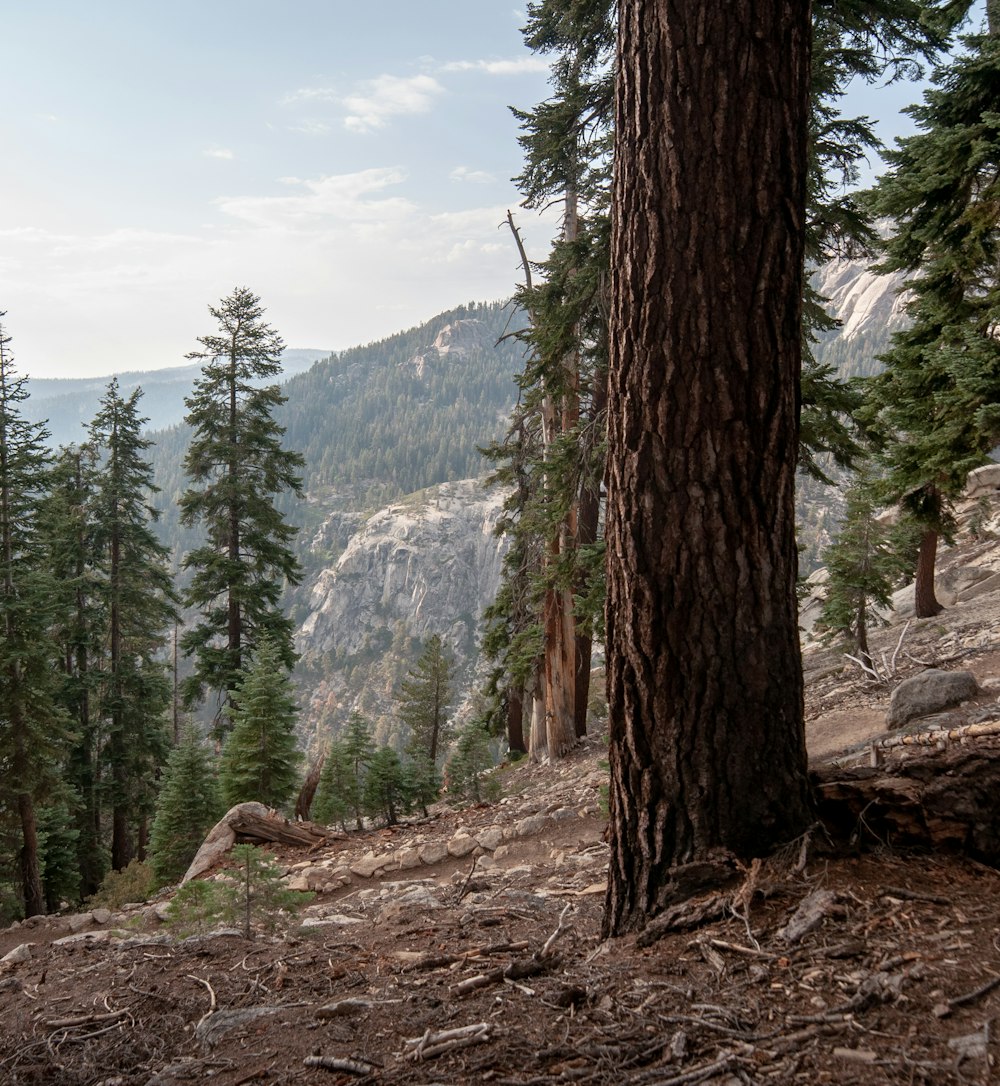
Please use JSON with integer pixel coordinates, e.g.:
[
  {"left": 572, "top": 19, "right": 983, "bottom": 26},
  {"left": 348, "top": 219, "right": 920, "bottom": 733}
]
[
  {"left": 91, "top": 908, "right": 112, "bottom": 925},
  {"left": 493, "top": 844, "right": 511, "bottom": 861},
  {"left": 66, "top": 912, "right": 93, "bottom": 933},
  {"left": 475, "top": 827, "right": 504, "bottom": 852},
  {"left": 350, "top": 852, "right": 388, "bottom": 879},
  {"left": 418, "top": 842, "right": 448, "bottom": 866},
  {"left": 447, "top": 834, "right": 478, "bottom": 858},
  {"left": 285, "top": 875, "right": 311, "bottom": 892}
]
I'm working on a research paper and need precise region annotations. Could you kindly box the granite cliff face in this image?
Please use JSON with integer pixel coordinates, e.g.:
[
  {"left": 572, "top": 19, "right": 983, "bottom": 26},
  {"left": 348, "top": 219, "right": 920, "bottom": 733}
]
[
  {"left": 298, "top": 479, "right": 507, "bottom": 661},
  {"left": 293, "top": 479, "right": 508, "bottom": 744},
  {"left": 812, "top": 256, "right": 908, "bottom": 344}
]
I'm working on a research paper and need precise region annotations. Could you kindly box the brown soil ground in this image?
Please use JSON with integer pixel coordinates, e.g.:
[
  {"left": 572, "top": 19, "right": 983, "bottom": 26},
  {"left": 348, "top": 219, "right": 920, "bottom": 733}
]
[
  {"left": 1, "top": 738, "right": 999, "bottom": 1085},
  {"left": 4, "top": 578, "right": 1000, "bottom": 1084}
]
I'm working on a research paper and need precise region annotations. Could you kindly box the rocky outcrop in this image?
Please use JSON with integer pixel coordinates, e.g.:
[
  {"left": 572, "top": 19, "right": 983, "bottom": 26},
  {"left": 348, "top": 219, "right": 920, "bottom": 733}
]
[
  {"left": 811, "top": 253, "right": 908, "bottom": 344},
  {"left": 404, "top": 320, "right": 494, "bottom": 378},
  {"left": 296, "top": 479, "right": 508, "bottom": 662}
]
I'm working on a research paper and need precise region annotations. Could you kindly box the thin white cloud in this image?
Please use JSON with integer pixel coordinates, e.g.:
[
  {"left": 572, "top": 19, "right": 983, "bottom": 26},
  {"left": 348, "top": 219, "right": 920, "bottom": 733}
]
[
  {"left": 441, "top": 57, "right": 549, "bottom": 75},
  {"left": 216, "top": 168, "right": 416, "bottom": 230},
  {"left": 204, "top": 147, "right": 234, "bottom": 160},
  {"left": 282, "top": 86, "right": 339, "bottom": 105},
  {"left": 289, "top": 119, "right": 331, "bottom": 137},
  {"left": 450, "top": 166, "right": 495, "bottom": 184},
  {"left": 342, "top": 73, "right": 443, "bottom": 132}
]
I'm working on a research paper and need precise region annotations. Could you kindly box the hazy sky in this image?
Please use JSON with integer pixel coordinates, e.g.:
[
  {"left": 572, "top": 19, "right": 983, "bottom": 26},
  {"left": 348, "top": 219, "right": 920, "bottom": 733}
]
[{"left": 0, "top": 3, "right": 985, "bottom": 378}]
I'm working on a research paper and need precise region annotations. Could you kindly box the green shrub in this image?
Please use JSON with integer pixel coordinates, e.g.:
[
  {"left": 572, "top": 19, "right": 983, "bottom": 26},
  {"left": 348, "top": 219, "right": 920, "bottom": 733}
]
[{"left": 86, "top": 860, "right": 155, "bottom": 910}]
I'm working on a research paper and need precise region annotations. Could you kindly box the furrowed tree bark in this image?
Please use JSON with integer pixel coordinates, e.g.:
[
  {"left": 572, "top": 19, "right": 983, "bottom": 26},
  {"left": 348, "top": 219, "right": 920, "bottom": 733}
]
[{"left": 603, "top": 0, "right": 815, "bottom": 937}]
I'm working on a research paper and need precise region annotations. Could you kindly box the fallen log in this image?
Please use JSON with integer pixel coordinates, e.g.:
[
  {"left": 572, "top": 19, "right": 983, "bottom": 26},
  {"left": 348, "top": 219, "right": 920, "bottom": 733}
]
[
  {"left": 182, "top": 803, "right": 343, "bottom": 883},
  {"left": 813, "top": 736, "right": 1000, "bottom": 863}
]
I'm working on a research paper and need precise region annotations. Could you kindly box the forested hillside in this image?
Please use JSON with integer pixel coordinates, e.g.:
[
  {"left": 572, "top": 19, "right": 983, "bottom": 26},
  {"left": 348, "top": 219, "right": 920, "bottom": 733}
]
[{"left": 148, "top": 299, "right": 524, "bottom": 562}]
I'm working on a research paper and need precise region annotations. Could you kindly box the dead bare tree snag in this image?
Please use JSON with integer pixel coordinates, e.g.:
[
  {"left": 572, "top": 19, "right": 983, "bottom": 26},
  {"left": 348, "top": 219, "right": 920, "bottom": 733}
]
[{"left": 603, "top": 1, "right": 814, "bottom": 936}]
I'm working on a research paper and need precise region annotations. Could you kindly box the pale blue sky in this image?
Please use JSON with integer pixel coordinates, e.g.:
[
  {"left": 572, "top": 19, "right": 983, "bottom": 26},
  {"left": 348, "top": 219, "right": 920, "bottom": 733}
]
[
  {"left": 1, "top": 2, "right": 553, "bottom": 376},
  {"left": 0, "top": 3, "right": 986, "bottom": 377}
]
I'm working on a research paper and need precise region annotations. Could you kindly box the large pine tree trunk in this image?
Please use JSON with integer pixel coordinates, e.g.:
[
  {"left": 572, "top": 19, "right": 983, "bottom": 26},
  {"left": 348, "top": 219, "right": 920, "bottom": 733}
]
[{"left": 603, "top": 0, "right": 814, "bottom": 937}]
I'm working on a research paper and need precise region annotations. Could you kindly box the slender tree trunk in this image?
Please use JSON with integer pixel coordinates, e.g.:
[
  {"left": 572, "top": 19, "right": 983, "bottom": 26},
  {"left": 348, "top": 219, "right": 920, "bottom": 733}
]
[
  {"left": 226, "top": 346, "right": 242, "bottom": 728},
  {"left": 507, "top": 688, "right": 527, "bottom": 755},
  {"left": 914, "top": 528, "right": 943, "bottom": 618},
  {"left": 574, "top": 369, "right": 607, "bottom": 738},
  {"left": 855, "top": 601, "right": 871, "bottom": 668},
  {"left": 18, "top": 792, "right": 44, "bottom": 918},
  {"left": 603, "top": 0, "right": 814, "bottom": 937},
  {"left": 529, "top": 669, "right": 548, "bottom": 763}
]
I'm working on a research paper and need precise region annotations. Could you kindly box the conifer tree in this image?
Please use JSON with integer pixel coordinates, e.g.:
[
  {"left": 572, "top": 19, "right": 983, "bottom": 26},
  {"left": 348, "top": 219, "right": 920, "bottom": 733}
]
[
  {"left": 341, "top": 712, "right": 375, "bottom": 828},
  {"left": 363, "top": 746, "right": 407, "bottom": 827},
  {"left": 447, "top": 720, "right": 499, "bottom": 804},
  {"left": 39, "top": 445, "right": 106, "bottom": 896},
  {"left": 819, "top": 469, "right": 909, "bottom": 665},
  {"left": 149, "top": 726, "right": 222, "bottom": 885},
  {"left": 399, "top": 634, "right": 453, "bottom": 772},
  {"left": 865, "top": 2, "right": 1000, "bottom": 617},
  {"left": 89, "top": 380, "right": 178, "bottom": 869},
  {"left": 180, "top": 287, "right": 305, "bottom": 733},
  {"left": 0, "top": 313, "right": 67, "bottom": 916},
  {"left": 38, "top": 799, "right": 81, "bottom": 912},
  {"left": 312, "top": 741, "right": 353, "bottom": 831},
  {"left": 219, "top": 636, "right": 302, "bottom": 810},
  {"left": 482, "top": 1, "right": 955, "bottom": 763}
]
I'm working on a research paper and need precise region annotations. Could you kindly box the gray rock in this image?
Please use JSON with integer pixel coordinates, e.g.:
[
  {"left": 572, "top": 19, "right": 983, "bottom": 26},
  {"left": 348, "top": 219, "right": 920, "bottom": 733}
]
[
  {"left": 418, "top": 842, "right": 449, "bottom": 865},
  {"left": 964, "top": 463, "right": 1000, "bottom": 498},
  {"left": 886, "top": 669, "right": 980, "bottom": 729},
  {"left": 1, "top": 943, "right": 33, "bottom": 964},
  {"left": 447, "top": 833, "right": 478, "bottom": 858},
  {"left": 475, "top": 827, "right": 504, "bottom": 852},
  {"left": 350, "top": 851, "right": 390, "bottom": 879},
  {"left": 91, "top": 908, "right": 112, "bottom": 925},
  {"left": 514, "top": 814, "right": 550, "bottom": 838}
]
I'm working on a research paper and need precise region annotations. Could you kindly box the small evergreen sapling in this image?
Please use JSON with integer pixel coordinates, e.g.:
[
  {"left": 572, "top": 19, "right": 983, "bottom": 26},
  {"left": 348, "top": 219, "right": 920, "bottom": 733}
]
[
  {"left": 446, "top": 720, "right": 500, "bottom": 804},
  {"left": 314, "top": 712, "right": 375, "bottom": 830},
  {"left": 819, "top": 468, "right": 911, "bottom": 669},
  {"left": 165, "top": 845, "right": 310, "bottom": 939},
  {"left": 312, "top": 741, "right": 353, "bottom": 831},
  {"left": 219, "top": 637, "right": 302, "bottom": 811},
  {"left": 149, "top": 727, "right": 222, "bottom": 885},
  {"left": 364, "top": 747, "right": 408, "bottom": 826}
]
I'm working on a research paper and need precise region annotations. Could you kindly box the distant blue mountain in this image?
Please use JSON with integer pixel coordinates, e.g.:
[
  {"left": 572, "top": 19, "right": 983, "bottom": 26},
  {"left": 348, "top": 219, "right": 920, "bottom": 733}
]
[{"left": 24, "top": 348, "right": 331, "bottom": 447}]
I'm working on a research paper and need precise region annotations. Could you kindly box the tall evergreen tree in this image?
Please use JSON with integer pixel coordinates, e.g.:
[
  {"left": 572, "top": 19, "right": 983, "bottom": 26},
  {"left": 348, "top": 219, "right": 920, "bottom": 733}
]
[
  {"left": 219, "top": 636, "right": 302, "bottom": 811},
  {"left": 149, "top": 726, "right": 222, "bottom": 885},
  {"left": 864, "top": 2, "right": 1000, "bottom": 617},
  {"left": 180, "top": 287, "right": 305, "bottom": 733},
  {"left": 398, "top": 635, "right": 453, "bottom": 815},
  {"left": 38, "top": 444, "right": 106, "bottom": 896},
  {"left": 483, "top": 0, "right": 955, "bottom": 763},
  {"left": 0, "top": 314, "right": 67, "bottom": 916},
  {"left": 89, "top": 380, "right": 178, "bottom": 869}
]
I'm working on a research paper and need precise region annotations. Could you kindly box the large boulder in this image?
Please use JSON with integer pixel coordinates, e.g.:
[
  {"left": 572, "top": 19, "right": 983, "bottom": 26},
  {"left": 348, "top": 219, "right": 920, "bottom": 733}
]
[{"left": 886, "top": 669, "right": 980, "bottom": 730}]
